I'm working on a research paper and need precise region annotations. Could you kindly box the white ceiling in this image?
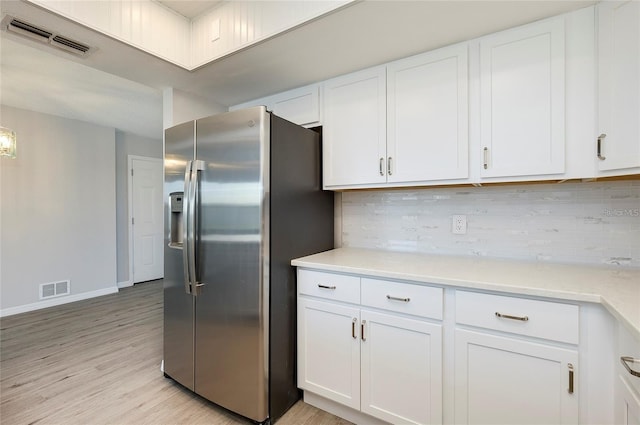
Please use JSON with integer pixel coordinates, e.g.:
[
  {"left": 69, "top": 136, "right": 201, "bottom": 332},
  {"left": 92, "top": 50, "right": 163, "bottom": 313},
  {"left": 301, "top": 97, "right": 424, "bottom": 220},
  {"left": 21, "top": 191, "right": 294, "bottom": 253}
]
[
  {"left": 157, "top": 0, "right": 223, "bottom": 18},
  {"left": 0, "top": 0, "right": 596, "bottom": 140}
]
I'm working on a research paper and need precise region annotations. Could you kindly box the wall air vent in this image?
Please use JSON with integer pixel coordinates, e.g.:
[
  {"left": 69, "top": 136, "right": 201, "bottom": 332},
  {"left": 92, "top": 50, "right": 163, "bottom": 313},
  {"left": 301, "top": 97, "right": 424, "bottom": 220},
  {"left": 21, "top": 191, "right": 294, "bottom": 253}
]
[
  {"left": 39, "top": 280, "right": 71, "bottom": 300},
  {"left": 1, "top": 15, "right": 95, "bottom": 57}
]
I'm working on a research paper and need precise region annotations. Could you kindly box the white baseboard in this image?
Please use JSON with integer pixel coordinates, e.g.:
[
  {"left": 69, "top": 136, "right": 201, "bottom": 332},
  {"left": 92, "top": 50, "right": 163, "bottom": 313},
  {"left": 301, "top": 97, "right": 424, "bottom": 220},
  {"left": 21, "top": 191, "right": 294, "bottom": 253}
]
[
  {"left": 303, "top": 392, "right": 388, "bottom": 425},
  {"left": 0, "top": 286, "right": 119, "bottom": 317},
  {"left": 117, "top": 279, "right": 133, "bottom": 289}
]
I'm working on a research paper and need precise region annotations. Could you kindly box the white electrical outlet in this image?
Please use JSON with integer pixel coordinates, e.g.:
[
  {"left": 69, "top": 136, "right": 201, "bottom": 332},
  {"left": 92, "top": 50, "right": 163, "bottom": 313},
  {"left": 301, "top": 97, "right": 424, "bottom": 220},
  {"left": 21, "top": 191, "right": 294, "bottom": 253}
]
[{"left": 452, "top": 215, "right": 467, "bottom": 234}]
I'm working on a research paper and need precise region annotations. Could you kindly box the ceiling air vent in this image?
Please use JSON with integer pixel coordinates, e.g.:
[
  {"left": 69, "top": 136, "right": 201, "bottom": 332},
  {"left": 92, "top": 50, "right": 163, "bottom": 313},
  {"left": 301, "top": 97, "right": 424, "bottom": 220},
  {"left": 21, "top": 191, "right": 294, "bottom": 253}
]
[
  {"left": 1, "top": 15, "right": 94, "bottom": 57},
  {"left": 7, "top": 18, "right": 53, "bottom": 41},
  {"left": 51, "top": 35, "right": 91, "bottom": 55}
]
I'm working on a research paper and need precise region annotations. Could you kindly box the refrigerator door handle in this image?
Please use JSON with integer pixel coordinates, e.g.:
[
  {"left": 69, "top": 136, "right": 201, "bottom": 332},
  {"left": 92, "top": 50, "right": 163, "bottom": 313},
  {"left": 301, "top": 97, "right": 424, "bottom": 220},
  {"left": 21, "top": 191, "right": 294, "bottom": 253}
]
[
  {"left": 182, "top": 160, "right": 193, "bottom": 294},
  {"left": 189, "top": 160, "right": 205, "bottom": 295}
]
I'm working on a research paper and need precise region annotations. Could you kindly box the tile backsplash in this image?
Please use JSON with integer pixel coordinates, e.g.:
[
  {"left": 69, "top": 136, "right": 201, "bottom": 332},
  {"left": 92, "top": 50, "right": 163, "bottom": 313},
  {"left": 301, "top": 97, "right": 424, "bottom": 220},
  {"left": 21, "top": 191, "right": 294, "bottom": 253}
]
[{"left": 340, "top": 180, "right": 640, "bottom": 268}]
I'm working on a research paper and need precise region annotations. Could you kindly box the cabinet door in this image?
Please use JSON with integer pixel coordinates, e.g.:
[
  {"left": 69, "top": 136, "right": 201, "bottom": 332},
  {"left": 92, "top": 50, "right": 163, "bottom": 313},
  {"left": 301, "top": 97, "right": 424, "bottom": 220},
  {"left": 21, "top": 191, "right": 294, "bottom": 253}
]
[
  {"left": 455, "top": 329, "right": 578, "bottom": 425},
  {"left": 323, "top": 66, "right": 387, "bottom": 188},
  {"left": 618, "top": 375, "right": 640, "bottom": 425},
  {"left": 270, "top": 84, "right": 320, "bottom": 127},
  {"left": 597, "top": 1, "right": 640, "bottom": 172},
  {"left": 480, "top": 18, "right": 565, "bottom": 178},
  {"left": 297, "top": 298, "right": 361, "bottom": 409},
  {"left": 387, "top": 44, "right": 469, "bottom": 183},
  {"left": 361, "top": 310, "right": 442, "bottom": 425}
]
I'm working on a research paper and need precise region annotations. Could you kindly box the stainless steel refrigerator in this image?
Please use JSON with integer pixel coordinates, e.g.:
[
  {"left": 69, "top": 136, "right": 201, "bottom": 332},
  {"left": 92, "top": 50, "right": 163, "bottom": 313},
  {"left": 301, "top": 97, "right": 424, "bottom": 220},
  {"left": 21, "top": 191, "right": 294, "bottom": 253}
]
[{"left": 163, "top": 106, "right": 334, "bottom": 424}]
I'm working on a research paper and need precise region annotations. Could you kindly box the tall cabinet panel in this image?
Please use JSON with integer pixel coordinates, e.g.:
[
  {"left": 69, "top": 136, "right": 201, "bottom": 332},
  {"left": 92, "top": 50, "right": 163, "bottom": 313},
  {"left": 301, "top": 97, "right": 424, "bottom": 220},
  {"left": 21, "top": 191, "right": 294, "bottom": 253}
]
[
  {"left": 387, "top": 44, "right": 469, "bottom": 183},
  {"left": 480, "top": 18, "right": 565, "bottom": 178},
  {"left": 597, "top": 0, "right": 640, "bottom": 173},
  {"left": 323, "top": 66, "right": 387, "bottom": 188}
]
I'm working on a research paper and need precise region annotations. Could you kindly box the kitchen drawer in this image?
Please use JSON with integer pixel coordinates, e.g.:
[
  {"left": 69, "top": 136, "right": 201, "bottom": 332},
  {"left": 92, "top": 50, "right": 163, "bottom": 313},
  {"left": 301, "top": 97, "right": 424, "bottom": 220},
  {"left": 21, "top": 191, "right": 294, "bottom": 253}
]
[
  {"left": 455, "top": 290, "right": 579, "bottom": 344},
  {"left": 298, "top": 269, "right": 360, "bottom": 304},
  {"left": 361, "top": 278, "right": 443, "bottom": 320}
]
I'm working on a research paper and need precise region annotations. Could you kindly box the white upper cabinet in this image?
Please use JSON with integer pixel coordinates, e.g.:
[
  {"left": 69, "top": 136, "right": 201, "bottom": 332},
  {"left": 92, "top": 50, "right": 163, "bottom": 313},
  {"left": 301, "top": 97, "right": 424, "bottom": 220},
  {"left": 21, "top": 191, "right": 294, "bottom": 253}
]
[
  {"left": 387, "top": 44, "right": 469, "bottom": 183},
  {"left": 479, "top": 18, "right": 566, "bottom": 178},
  {"left": 231, "top": 84, "right": 321, "bottom": 127},
  {"left": 270, "top": 85, "right": 320, "bottom": 127},
  {"left": 322, "top": 66, "right": 387, "bottom": 188},
  {"left": 597, "top": 1, "right": 640, "bottom": 174},
  {"left": 323, "top": 44, "right": 468, "bottom": 189}
]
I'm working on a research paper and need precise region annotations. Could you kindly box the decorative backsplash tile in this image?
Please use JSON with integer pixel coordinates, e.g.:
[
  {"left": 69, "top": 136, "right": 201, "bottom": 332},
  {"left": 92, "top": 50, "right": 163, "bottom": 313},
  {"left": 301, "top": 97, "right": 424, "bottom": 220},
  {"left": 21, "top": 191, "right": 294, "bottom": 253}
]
[{"left": 340, "top": 180, "right": 640, "bottom": 268}]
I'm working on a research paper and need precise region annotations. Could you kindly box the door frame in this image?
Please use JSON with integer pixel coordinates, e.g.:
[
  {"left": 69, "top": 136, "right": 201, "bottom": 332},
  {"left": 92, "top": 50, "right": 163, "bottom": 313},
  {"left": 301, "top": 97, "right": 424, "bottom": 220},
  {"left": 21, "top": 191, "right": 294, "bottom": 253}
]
[{"left": 124, "top": 155, "right": 163, "bottom": 288}]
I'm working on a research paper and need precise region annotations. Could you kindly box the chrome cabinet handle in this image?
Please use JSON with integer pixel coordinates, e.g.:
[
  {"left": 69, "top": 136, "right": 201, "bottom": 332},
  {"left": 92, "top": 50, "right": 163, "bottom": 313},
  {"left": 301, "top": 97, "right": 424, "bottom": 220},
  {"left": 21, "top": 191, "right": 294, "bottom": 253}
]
[
  {"left": 379, "top": 157, "right": 384, "bottom": 176},
  {"left": 386, "top": 295, "right": 410, "bottom": 302},
  {"left": 317, "top": 284, "right": 336, "bottom": 290},
  {"left": 387, "top": 157, "right": 393, "bottom": 176},
  {"left": 568, "top": 363, "right": 574, "bottom": 394},
  {"left": 495, "top": 312, "right": 529, "bottom": 322},
  {"left": 621, "top": 356, "right": 640, "bottom": 378},
  {"left": 352, "top": 318, "right": 357, "bottom": 339},
  {"left": 483, "top": 147, "right": 489, "bottom": 169},
  {"left": 597, "top": 133, "right": 606, "bottom": 160},
  {"left": 361, "top": 320, "right": 366, "bottom": 341}
]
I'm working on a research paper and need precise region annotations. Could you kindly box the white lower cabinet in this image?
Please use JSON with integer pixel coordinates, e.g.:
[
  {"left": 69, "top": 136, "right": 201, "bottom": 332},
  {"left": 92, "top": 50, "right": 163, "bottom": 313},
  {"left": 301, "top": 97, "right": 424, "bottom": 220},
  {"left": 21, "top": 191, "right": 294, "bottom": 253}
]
[
  {"left": 360, "top": 309, "right": 442, "bottom": 424},
  {"left": 618, "top": 375, "right": 640, "bottom": 425},
  {"left": 454, "top": 290, "right": 580, "bottom": 425},
  {"left": 297, "top": 298, "right": 360, "bottom": 409},
  {"left": 616, "top": 321, "right": 640, "bottom": 425},
  {"left": 296, "top": 268, "right": 621, "bottom": 425},
  {"left": 297, "top": 270, "right": 443, "bottom": 424},
  {"left": 454, "top": 329, "right": 579, "bottom": 424}
]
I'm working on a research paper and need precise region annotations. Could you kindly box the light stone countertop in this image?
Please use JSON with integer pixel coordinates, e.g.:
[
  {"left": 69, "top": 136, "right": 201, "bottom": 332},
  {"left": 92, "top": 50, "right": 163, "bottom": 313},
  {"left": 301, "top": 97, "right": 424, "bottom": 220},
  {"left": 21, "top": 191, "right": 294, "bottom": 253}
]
[{"left": 292, "top": 247, "right": 640, "bottom": 340}]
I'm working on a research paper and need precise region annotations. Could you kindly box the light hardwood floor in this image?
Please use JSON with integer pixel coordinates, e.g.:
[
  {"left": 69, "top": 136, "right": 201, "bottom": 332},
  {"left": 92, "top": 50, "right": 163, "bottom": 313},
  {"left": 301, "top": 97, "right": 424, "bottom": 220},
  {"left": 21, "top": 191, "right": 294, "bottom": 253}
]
[{"left": 0, "top": 281, "right": 352, "bottom": 425}]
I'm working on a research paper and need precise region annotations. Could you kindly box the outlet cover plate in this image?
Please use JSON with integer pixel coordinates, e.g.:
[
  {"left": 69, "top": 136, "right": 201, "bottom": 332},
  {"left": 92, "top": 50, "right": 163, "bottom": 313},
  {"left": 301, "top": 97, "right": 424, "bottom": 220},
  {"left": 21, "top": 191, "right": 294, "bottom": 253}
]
[{"left": 452, "top": 214, "right": 467, "bottom": 234}]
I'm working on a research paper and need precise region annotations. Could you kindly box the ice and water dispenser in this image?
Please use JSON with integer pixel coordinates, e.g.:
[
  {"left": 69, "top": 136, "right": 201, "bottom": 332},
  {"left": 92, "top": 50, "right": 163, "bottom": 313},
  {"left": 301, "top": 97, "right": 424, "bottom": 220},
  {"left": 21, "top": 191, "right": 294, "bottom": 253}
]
[{"left": 169, "top": 192, "right": 184, "bottom": 248}]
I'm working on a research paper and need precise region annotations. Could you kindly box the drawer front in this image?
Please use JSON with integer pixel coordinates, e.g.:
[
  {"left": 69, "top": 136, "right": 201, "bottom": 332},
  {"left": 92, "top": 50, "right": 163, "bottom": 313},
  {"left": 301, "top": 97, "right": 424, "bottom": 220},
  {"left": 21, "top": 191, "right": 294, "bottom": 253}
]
[
  {"left": 455, "top": 290, "right": 579, "bottom": 344},
  {"left": 361, "top": 278, "right": 443, "bottom": 320},
  {"left": 298, "top": 269, "right": 360, "bottom": 304}
]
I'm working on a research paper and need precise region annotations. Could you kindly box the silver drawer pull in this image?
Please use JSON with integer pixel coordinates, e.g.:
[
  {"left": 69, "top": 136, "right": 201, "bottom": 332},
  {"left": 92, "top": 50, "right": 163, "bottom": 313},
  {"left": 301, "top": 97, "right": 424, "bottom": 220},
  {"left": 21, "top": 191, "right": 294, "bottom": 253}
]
[
  {"left": 386, "top": 295, "right": 410, "bottom": 302},
  {"left": 318, "top": 284, "right": 336, "bottom": 290},
  {"left": 495, "top": 312, "right": 529, "bottom": 322},
  {"left": 621, "top": 356, "right": 640, "bottom": 378}
]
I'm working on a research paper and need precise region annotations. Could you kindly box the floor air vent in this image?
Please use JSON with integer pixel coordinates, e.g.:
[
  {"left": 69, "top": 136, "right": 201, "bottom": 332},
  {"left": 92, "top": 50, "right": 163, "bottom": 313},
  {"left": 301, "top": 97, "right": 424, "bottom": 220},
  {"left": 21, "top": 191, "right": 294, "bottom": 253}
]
[
  {"left": 40, "top": 280, "right": 71, "bottom": 299},
  {"left": 1, "top": 15, "right": 94, "bottom": 57}
]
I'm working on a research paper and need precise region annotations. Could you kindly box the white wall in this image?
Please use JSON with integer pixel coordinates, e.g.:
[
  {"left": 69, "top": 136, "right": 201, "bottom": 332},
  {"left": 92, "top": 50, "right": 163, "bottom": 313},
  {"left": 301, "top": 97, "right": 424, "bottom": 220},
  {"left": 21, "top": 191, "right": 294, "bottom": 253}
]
[
  {"left": 341, "top": 180, "right": 640, "bottom": 268},
  {"left": 0, "top": 106, "right": 118, "bottom": 314},
  {"left": 115, "top": 131, "right": 162, "bottom": 284},
  {"left": 162, "top": 88, "right": 226, "bottom": 128}
]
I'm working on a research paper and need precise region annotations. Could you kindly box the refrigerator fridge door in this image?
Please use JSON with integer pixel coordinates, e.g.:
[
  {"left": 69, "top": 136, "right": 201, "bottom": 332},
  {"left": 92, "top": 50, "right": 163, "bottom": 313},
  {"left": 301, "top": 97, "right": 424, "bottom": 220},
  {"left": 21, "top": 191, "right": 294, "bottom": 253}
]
[
  {"left": 193, "top": 107, "right": 270, "bottom": 422},
  {"left": 163, "top": 121, "right": 196, "bottom": 391}
]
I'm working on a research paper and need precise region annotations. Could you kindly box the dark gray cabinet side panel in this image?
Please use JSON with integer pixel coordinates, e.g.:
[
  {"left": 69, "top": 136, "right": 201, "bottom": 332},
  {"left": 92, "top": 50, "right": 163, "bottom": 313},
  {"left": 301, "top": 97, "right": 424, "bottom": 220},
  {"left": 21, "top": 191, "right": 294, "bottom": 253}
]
[{"left": 269, "top": 117, "right": 335, "bottom": 421}]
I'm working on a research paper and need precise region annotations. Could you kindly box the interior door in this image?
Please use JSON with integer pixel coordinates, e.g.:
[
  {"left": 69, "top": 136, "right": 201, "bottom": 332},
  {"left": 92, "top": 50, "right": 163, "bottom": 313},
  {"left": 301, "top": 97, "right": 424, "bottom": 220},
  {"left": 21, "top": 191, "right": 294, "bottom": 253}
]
[{"left": 132, "top": 156, "right": 163, "bottom": 283}]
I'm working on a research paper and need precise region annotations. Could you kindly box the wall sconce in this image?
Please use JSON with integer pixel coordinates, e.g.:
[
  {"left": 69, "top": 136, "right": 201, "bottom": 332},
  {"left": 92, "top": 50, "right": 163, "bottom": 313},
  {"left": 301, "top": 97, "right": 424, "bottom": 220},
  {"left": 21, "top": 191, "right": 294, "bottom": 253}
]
[{"left": 0, "top": 126, "right": 17, "bottom": 159}]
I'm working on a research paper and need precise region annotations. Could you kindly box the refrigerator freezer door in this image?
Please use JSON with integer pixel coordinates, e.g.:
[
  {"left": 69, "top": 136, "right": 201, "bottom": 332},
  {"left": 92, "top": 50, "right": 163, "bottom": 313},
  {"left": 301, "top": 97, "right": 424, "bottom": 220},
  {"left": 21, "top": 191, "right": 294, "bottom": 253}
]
[
  {"left": 193, "top": 107, "right": 270, "bottom": 422},
  {"left": 163, "top": 121, "right": 196, "bottom": 391}
]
